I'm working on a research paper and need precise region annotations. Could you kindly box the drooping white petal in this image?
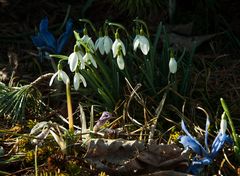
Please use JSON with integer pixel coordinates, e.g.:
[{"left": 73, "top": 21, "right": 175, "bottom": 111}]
[
  {"left": 83, "top": 53, "right": 97, "bottom": 68},
  {"left": 117, "top": 54, "right": 125, "bottom": 70},
  {"left": 95, "top": 37, "right": 104, "bottom": 55},
  {"left": 49, "top": 72, "right": 58, "bottom": 86},
  {"left": 74, "top": 72, "right": 87, "bottom": 90},
  {"left": 94, "top": 37, "right": 101, "bottom": 50},
  {"left": 98, "top": 42, "right": 105, "bottom": 55},
  {"left": 133, "top": 35, "right": 140, "bottom": 51},
  {"left": 74, "top": 73, "right": 80, "bottom": 90},
  {"left": 87, "top": 38, "right": 95, "bottom": 52},
  {"left": 83, "top": 53, "right": 89, "bottom": 64},
  {"left": 169, "top": 57, "right": 177, "bottom": 74},
  {"left": 104, "top": 36, "right": 113, "bottom": 54},
  {"left": 59, "top": 70, "right": 70, "bottom": 84},
  {"left": 82, "top": 35, "right": 95, "bottom": 52},
  {"left": 68, "top": 52, "right": 78, "bottom": 72},
  {"left": 139, "top": 36, "right": 150, "bottom": 55},
  {"left": 112, "top": 39, "right": 118, "bottom": 58},
  {"left": 76, "top": 52, "right": 85, "bottom": 70},
  {"left": 79, "top": 74, "right": 87, "bottom": 87},
  {"left": 89, "top": 53, "right": 97, "bottom": 68}
]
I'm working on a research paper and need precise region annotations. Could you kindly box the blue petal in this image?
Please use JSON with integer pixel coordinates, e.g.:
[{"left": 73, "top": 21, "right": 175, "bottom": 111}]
[
  {"left": 179, "top": 135, "right": 205, "bottom": 155},
  {"left": 181, "top": 120, "right": 195, "bottom": 139},
  {"left": 225, "top": 135, "right": 233, "bottom": 145},
  {"left": 211, "top": 132, "right": 228, "bottom": 158},
  {"left": 39, "top": 17, "right": 49, "bottom": 32},
  {"left": 181, "top": 120, "right": 207, "bottom": 156},
  {"left": 31, "top": 34, "right": 46, "bottom": 48},
  {"left": 31, "top": 34, "right": 55, "bottom": 53},
  {"left": 56, "top": 19, "right": 73, "bottom": 53},
  {"left": 188, "top": 157, "right": 212, "bottom": 174},
  {"left": 39, "top": 17, "right": 57, "bottom": 52}
]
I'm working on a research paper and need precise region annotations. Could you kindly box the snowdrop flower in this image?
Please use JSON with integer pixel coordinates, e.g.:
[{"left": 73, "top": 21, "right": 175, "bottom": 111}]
[
  {"left": 49, "top": 69, "right": 70, "bottom": 86},
  {"left": 112, "top": 32, "right": 126, "bottom": 70},
  {"left": 179, "top": 114, "right": 232, "bottom": 175},
  {"left": 95, "top": 35, "right": 113, "bottom": 55},
  {"left": 83, "top": 52, "right": 97, "bottom": 68},
  {"left": 68, "top": 51, "right": 84, "bottom": 72},
  {"left": 169, "top": 57, "right": 177, "bottom": 74},
  {"left": 112, "top": 38, "right": 126, "bottom": 58},
  {"left": 81, "top": 28, "right": 95, "bottom": 53},
  {"left": 74, "top": 72, "right": 87, "bottom": 90},
  {"left": 133, "top": 32, "right": 150, "bottom": 55}
]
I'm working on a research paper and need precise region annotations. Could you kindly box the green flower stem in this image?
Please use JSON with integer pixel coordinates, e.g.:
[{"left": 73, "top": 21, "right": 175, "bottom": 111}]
[
  {"left": 46, "top": 54, "right": 57, "bottom": 72},
  {"left": 66, "top": 80, "right": 74, "bottom": 132},
  {"left": 106, "top": 21, "right": 130, "bottom": 38},
  {"left": 220, "top": 98, "right": 239, "bottom": 150},
  {"left": 133, "top": 18, "right": 150, "bottom": 38},
  {"left": 50, "top": 54, "right": 69, "bottom": 61},
  {"left": 73, "top": 30, "right": 81, "bottom": 40},
  {"left": 73, "top": 31, "right": 89, "bottom": 51},
  {"left": 79, "top": 19, "right": 97, "bottom": 35},
  {"left": 169, "top": 48, "right": 174, "bottom": 58}
]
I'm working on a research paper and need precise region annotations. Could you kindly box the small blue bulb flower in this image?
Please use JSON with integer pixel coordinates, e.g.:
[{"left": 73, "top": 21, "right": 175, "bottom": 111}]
[
  {"left": 32, "top": 17, "right": 73, "bottom": 54},
  {"left": 179, "top": 114, "right": 232, "bottom": 174}
]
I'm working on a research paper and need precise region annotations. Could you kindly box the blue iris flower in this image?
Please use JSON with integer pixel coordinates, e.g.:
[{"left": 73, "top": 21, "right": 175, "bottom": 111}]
[
  {"left": 32, "top": 17, "right": 73, "bottom": 54},
  {"left": 179, "top": 116, "right": 232, "bottom": 174}
]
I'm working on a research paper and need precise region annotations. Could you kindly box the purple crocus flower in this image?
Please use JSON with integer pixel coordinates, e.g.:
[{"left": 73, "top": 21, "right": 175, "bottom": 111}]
[
  {"left": 93, "top": 111, "right": 112, "bottom": 132},
  {"left": 32, "top": 17, "right": 73, "bottom": 54},
  {"left": 179, "top": 115, "right": 232, "bottom": 174}
]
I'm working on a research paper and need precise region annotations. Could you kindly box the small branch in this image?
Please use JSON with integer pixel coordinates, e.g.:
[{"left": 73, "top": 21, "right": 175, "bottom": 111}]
[
  {"left": 148, "top": 90, "right": 168, "bottom": 144},
  {"left": 30, "top": 73, "right": 54, "bottom": 87}
]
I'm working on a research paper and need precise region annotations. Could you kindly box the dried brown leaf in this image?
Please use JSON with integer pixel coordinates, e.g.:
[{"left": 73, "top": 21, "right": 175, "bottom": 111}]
[{"left": 85, "top": 139, "right": 190, "bottom": 175}]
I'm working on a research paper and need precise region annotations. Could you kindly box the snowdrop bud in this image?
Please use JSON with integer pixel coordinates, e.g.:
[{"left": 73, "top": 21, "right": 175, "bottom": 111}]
[
  {"left": 220, "top": 112, "right": 227, "bottom": 135},
  {"left": 169, "top": 57, "right": 177, "bottom": 74}
]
